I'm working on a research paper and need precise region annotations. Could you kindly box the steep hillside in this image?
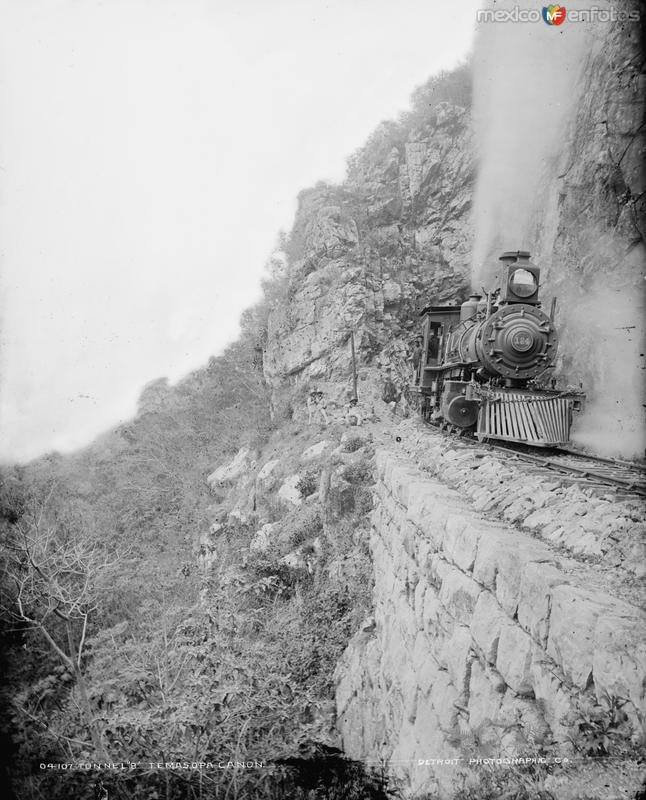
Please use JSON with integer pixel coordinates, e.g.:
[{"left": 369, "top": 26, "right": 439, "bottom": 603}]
[
  {"left": 0, "top": 65, "right": 480, "bottom": 800},
  {"left": 1, "top": 13, "right": 645, "bottom": 800},
  {"left": 264, "top": 65, "right": 474, "bottom": 404}
]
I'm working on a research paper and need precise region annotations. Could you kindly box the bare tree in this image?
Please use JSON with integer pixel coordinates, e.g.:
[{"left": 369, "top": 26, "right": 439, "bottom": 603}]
[{"left": 1, "top": 492, "right": 115, "bottom": 760}]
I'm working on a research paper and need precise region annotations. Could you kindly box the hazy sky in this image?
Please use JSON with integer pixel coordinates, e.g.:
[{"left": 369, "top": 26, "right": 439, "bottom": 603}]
[{"left": 0, "top": 0, "right": 479, "bottom": 462}]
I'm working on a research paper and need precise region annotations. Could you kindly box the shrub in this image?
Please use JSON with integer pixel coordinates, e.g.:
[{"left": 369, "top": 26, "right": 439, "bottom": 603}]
[
  {"left": 342, "top": 436, "right": 365, "bottom": 453},
  {"left": 296, "top": 471, "right": 319, "bottom": 498},
  {"left": 341, "top": 459, "right": 373, "bottom": 485},
  {"left": 326, "top": 458, "right": 374, "bottom": 520},
  {"left": 453, "top": 763, "right": 557, "bottom": 800},
  {"left": 277, "top": 505, "right": 323, "bottom": 552},
  {"left": 243, "top": 557, "right": 297, "bottom": 600},
  {"left": 354, "top": 487, "right": 373, "bottom": 515},
  {"left": 566, "top": 692, "right": 632, "bottom": 756},
  {"left": 273, "top": 747, "right": 398, "bottom": 799}
]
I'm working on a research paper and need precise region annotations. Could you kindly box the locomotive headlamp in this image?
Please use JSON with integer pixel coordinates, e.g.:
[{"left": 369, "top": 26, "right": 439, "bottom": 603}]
[
  {"left": 498, "top": 251, "right": 540, "bottom": 304},
  {"left": 509, "top": 268, "right": 538, "bottom": 298}
]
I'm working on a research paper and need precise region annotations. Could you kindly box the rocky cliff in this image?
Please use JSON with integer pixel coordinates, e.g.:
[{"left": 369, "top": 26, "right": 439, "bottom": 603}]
[
  {"left": 545, "top": 12, "right": 645, "bottom": 456},
  {"left": 263, "top": 67, "right": 474, "bottom": 403}
]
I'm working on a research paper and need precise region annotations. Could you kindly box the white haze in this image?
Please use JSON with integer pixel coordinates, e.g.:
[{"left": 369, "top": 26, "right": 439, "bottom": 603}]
[
  {"left": 555, "top": 236, "right": 646, "bottom": 459},
  {"left": 0, "top": 0, "right": 480, "bottom": 462},
  {"left": 470, "top": 0, "right": 645, "bottom": 458}
]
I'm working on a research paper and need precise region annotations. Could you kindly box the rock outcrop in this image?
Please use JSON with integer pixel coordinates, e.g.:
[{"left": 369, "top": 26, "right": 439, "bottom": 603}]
[
  {"left": 263, "top": 97, "right": 474, "bottom": 393},
  {"left": 540, "top": 15, "right": 645, "bottom": 457},
  {"left": 207, "top": 446, "right": 254, "bottom": 488}
]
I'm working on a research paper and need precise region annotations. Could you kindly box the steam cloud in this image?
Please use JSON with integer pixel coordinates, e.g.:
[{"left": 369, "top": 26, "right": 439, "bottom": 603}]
[
  {"left": 555, "top": 237, "right": 646, "bottom": 459},
  {"left": 471, "top": 0, "right": 592, "bottom": 284},
  {"left": 470, "top": 0, "right": 645, "bottom": 458}
]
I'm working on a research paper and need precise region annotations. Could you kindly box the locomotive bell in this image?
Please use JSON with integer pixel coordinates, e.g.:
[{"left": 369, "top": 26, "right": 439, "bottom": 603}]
[{"left": 498, "top": 251, "right": 540, "bottom": 305}]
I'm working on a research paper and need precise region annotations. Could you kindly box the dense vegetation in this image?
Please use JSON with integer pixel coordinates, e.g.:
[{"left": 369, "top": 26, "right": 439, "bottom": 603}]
[{"left": 0, "top": 307, "right": 380, "bottom": 798}]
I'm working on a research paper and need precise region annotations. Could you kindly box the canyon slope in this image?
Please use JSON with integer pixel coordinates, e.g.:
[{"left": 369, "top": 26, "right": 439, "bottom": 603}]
[{"left": 3, "top": 7, "right": 644, "bottom": 800}]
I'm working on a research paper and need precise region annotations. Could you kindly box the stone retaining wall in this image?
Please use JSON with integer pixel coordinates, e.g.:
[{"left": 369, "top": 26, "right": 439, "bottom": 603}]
[{"left": 334, "top": 450, "right": 646, "bottom": 798}]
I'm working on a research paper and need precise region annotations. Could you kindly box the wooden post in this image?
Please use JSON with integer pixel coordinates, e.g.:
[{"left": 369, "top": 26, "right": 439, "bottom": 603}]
[{"left": 350, "top": 328, "right": 358, "bottom": 402}]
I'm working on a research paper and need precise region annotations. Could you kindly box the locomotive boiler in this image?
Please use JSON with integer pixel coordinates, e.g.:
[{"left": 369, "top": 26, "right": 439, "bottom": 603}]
[{"left": 415, "top": 250, "right": 583, "bottom": 447}]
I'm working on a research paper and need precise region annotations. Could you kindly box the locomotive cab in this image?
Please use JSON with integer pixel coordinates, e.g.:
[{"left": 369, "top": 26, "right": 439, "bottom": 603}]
[
  {"left": 418, "top": 305, "right": 461, "bottom": 378},
  {"left": 416, "top": 304, "right": 465, "bottom": 423}
]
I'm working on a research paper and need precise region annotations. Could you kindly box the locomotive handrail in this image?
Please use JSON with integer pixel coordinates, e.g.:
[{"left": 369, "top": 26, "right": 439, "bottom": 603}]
[{"left": 422, "top": 362, "right": 472, "bottom": 371}]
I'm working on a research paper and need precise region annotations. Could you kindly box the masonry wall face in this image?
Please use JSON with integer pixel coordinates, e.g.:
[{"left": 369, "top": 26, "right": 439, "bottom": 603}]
[{"left": 334, "top": 450, "right": 646, "bottom": 798}]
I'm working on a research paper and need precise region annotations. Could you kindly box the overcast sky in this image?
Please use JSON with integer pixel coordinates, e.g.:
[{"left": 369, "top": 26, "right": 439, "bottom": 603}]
[{"left": 0, "top": 0, "right": 479, "bottom": 462}]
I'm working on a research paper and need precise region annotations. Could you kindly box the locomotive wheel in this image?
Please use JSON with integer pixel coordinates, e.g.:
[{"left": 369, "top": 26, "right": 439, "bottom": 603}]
[{"left": 446, "top": 396, "right": 479, "bottom": 429}]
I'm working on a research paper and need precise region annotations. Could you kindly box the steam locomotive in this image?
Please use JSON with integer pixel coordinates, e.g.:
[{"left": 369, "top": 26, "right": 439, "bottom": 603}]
[{"left": 414, "top": 250, "right": 584, "bottom": 447}]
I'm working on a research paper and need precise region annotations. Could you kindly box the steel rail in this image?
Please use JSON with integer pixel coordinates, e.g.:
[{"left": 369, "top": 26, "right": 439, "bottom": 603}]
[
  {"left": 484, "top": 443, "right": 646, "bottom": 496},
  {"left": 421, "top": 419, "right": 646, "bottom": 497}
]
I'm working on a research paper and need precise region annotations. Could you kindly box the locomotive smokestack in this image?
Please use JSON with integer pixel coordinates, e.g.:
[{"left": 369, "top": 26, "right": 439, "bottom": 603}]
[{"left": 460, "top": 294, "right": 482, "bottom": 322}]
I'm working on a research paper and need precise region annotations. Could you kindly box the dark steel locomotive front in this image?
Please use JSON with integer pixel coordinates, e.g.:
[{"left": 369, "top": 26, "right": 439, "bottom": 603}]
[{"left": 473, "top": 303, "right": 557, "bottom": 379}]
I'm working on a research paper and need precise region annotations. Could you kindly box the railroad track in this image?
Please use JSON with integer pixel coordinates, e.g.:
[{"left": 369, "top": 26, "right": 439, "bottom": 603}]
[
  {"left": 422, "top": 419, "right": 646, "bottom": 497},
  {"left": 485, "top": 441, "right": 646, "bottom": 497}
]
